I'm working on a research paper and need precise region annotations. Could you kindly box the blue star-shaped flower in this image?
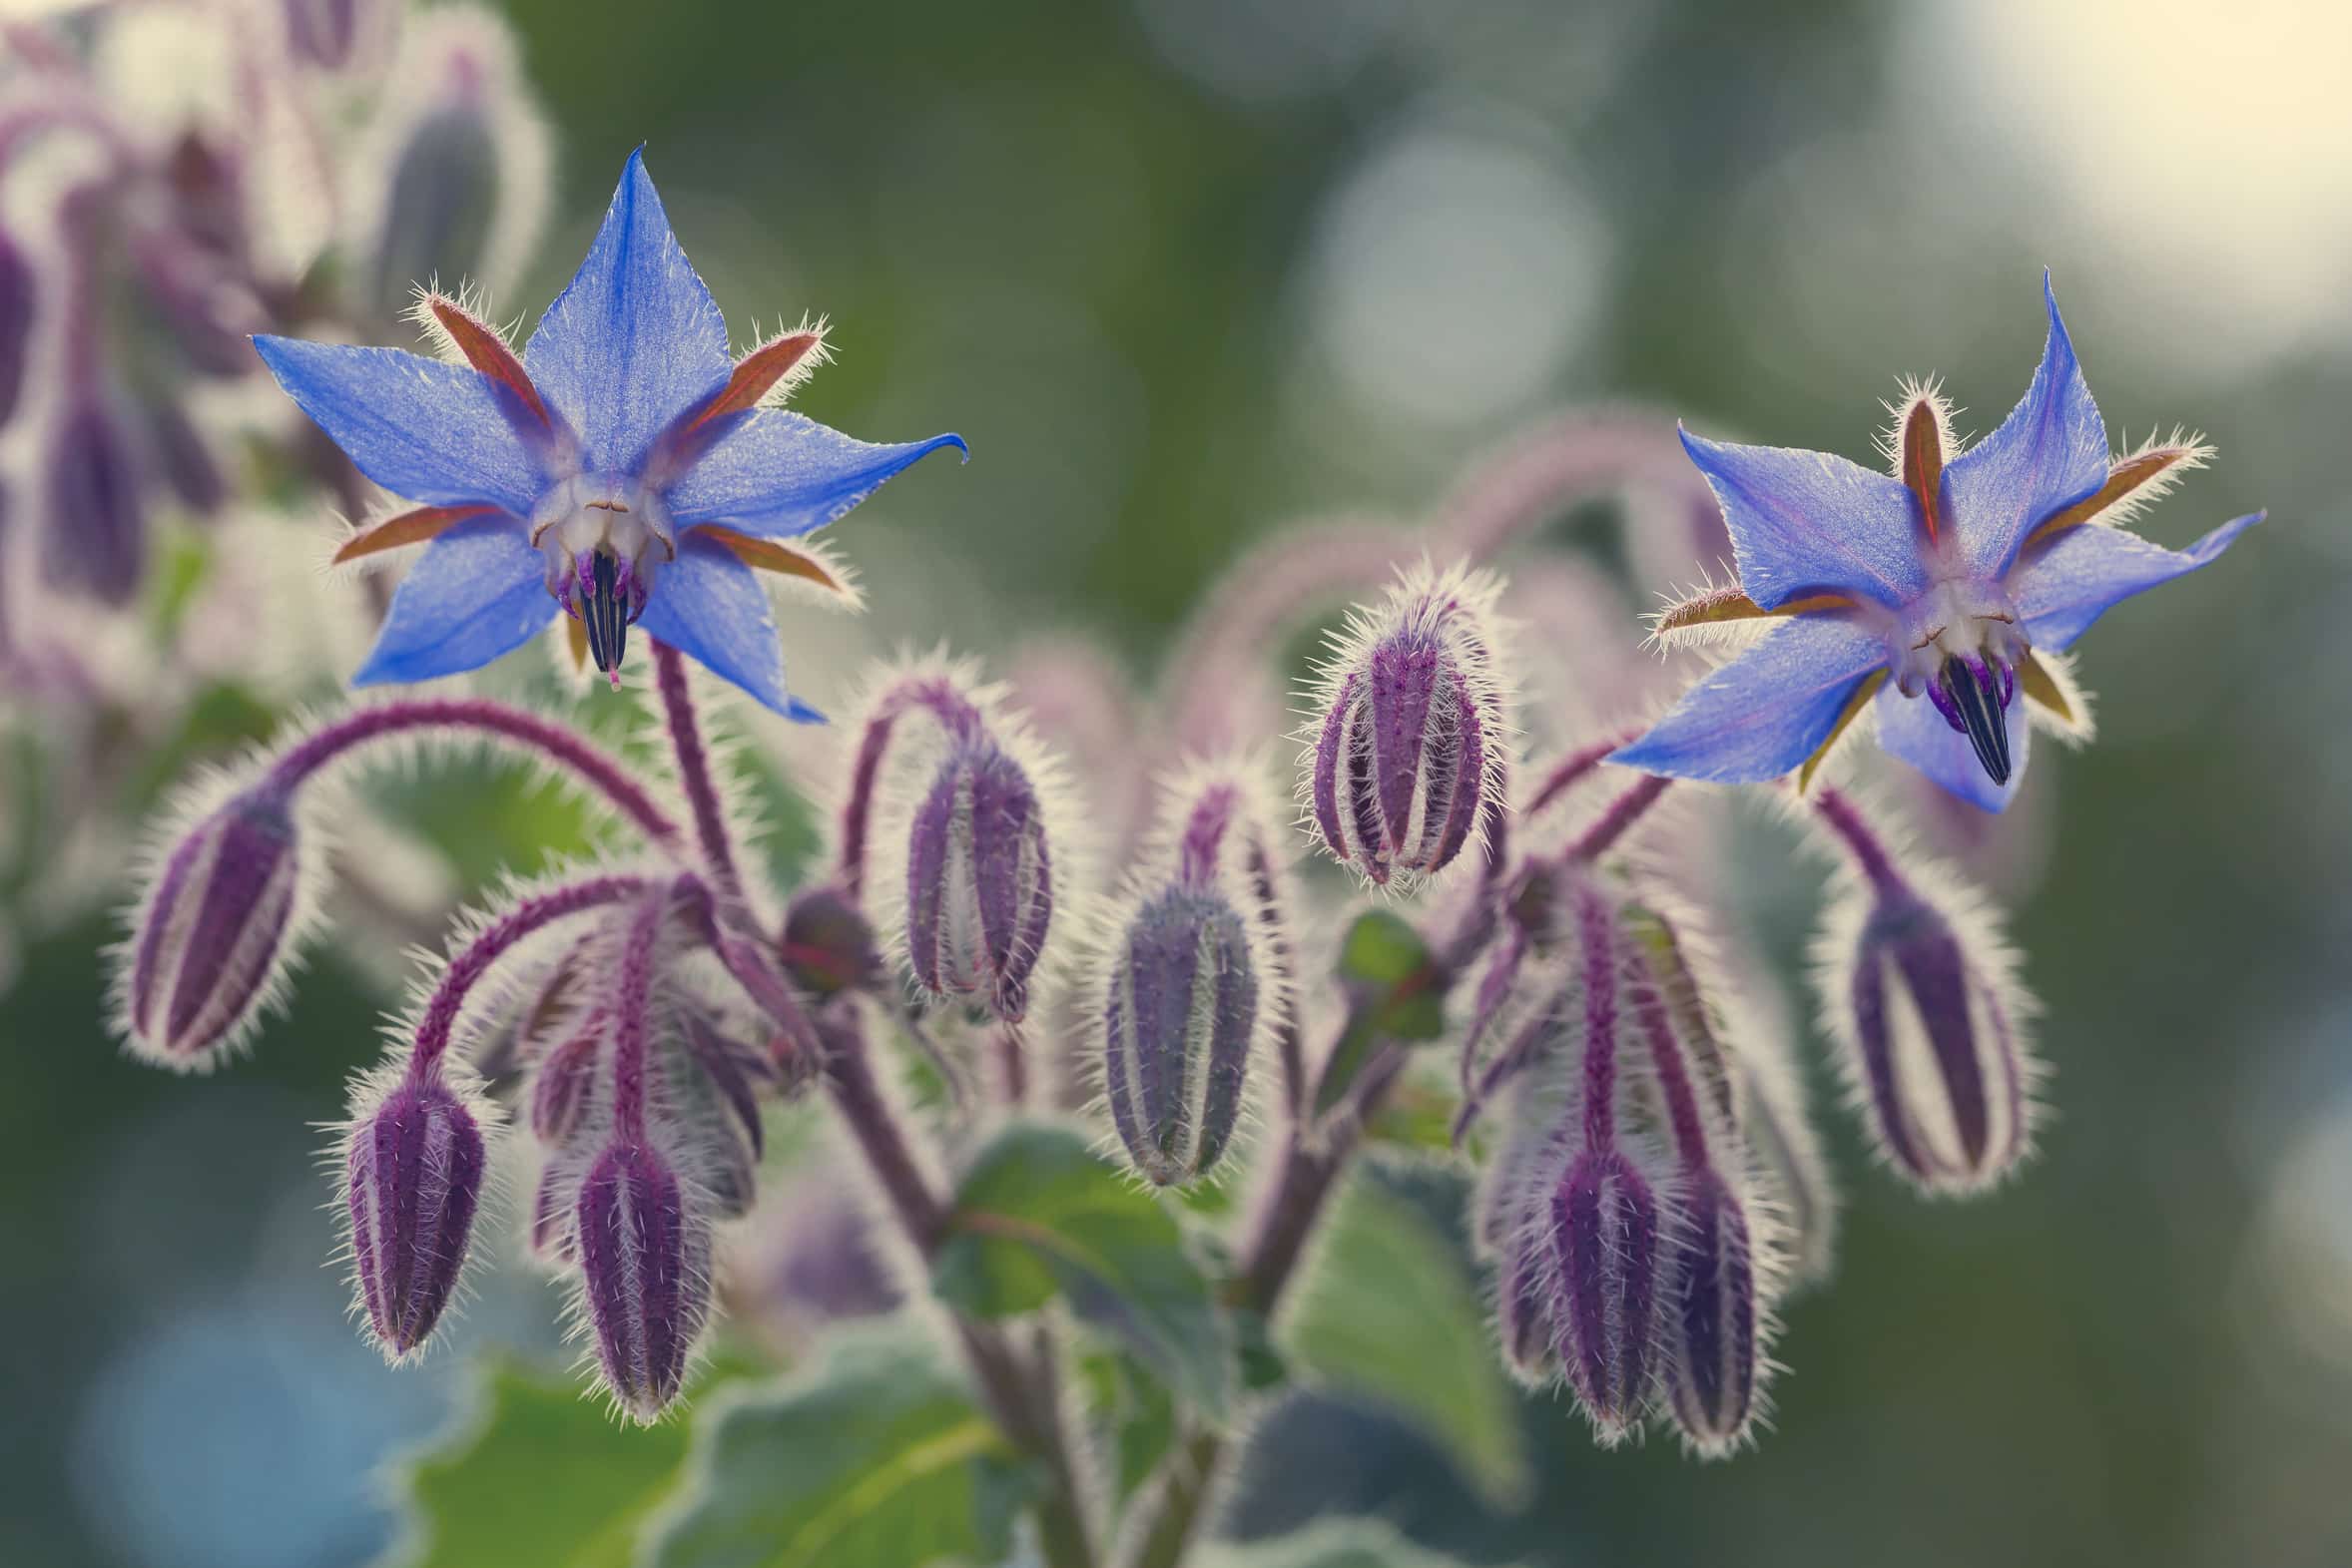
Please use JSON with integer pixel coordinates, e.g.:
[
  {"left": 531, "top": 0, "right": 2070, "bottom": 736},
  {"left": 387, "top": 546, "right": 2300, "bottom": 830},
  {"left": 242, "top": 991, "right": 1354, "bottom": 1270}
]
[
  {"left": 1611, "top": 276, "right": 2262, "bottom": 811},
  {"left": 253, "top": 150, "right": 964, "bottom": 717}
]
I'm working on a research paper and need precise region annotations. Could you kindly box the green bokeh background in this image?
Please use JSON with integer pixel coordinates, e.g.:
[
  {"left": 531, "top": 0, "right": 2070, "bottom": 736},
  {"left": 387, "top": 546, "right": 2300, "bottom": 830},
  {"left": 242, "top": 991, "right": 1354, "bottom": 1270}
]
[{"left": 7, "top": 1, "right": 2348, "bottom": 1565}]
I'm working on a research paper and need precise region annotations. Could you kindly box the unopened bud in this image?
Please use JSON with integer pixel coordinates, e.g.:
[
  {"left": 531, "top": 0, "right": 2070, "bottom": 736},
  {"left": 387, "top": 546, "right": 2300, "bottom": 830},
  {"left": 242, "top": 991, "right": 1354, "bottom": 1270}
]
[
  {"left": 119, "top": 784, "right": 307, "bottom": 1068},
  {"left": 906, "top": 740, "right": 1054, "bottom": 1021},
  {"left": 1549, "top": 1147, "right": 1662, "bottom": 1442},
  {"left": 1833, "top": 885, "right": 2034, "bottom": 1195},
  {"left": 0, "top": 229, "right": 30, "bottom": 426},
  {"left": 283, "top": 0, "right": 390, "bottom": 71},
  {"left": 529, "top": 1025, "right": 602, "bottom": 1145},
  {"left": 342, "top": 1075, "right": 489, "bottom": 1359},
  {"left": 42, "top": 397, "right": 146, "bottom": 605},
  {"left": 1661, "top": 1169, "right": 1761, "bottom": 1457},
  {"left": 781, "top": 884, "right": 882, "bottom": 997},
  {"left": 1304, "top": 561, "right": 1508, "bottom": 888},
  {"left": 1486, "top": 1144, "right": 1561, "bottom": 1388},
  {"left": 1100, "top": 887, "right": 1260, "bottom": 1187},
  {"left": 576, "top": 1139, "right": 711, "bottom": 1422}
]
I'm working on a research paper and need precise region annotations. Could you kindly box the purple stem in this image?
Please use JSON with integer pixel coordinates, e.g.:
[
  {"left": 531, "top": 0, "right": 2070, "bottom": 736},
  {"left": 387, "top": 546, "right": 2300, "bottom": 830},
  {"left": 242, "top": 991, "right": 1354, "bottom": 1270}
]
[
  {"left": 1524, "top": 732, "right": 1643, "bottom": 820},
  {"left": 606, "top": 884, "right": 673, "bottom": 1140},
  {"left": 405, "top": 874, "right": 652, "bottom": 1083},
  {"left": 265, "top": 699, "right": 682, "bottom": 848},
  {"left": 651, "top": 642, "right": 742, "bottom": 904},
  {"left": 1572, "top": 879, "right": 1622, "bottom": 1150},
  {"left": 1566, "top": 774, "right": 1672, "bottom": 863},
  {"left": 1629, "top": 951, "right": 1713, "bottom": 1173},
  {"left": 836, "top": 676, "right": 982, "bottom": 898},
  {"left": 1809, "top": 785, "right": 1908, "bottom": 898},
  {"left": 1433, "top": 405, "right": 1712, "bottom": 563}
]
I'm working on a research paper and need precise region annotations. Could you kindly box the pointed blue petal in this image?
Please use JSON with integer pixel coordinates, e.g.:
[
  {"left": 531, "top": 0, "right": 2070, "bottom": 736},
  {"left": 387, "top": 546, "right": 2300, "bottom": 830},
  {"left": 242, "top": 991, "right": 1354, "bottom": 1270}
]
[
  {"left": 522, "top": 150, "right": 731, "bottom": 471},
  {"left": 1610, "top": 617, "right": 1887, "bottom": 784},
  {"left": 252, "top": 336, "right": 543, "bottom": 513},
  {"left": 1679, "top": 428, "right": 1927, "bottom": 610},
  {"left": 666, "top": 412, "right": 967, "bottom": 538},
  {"left": 2013, "top": 511, "right": 2262, "bottom": 653},
  {"left": 352, "top": 513, "right": 552, "bottom": 686},
  {"left": 1874, "top": 680, "right": 2031, "bottom": 813},
  {"left": 786, "top": 697, "right": 828, "bottom": 725},
  {"left": 1947, "top": 275, "right": 2110, "bottom": 581},
  {"left": 636, "top": 532, "right": 792, "bottom": 714}
]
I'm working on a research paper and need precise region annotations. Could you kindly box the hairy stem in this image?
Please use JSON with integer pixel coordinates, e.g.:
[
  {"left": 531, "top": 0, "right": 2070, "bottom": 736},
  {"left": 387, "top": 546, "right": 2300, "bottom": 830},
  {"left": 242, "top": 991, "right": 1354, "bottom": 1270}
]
[
  {"left": 1808, "top": 785, "right": 1907, "bottom": 897},
  {"left": 651, "top": 642, "right": 744, "bottom": 904},
  {"left": 265, "top": 698, "right": 681, "bottom": 848},
  {"left": 1566, "top": 773, "right": 1673, "bottom": 863},
  {"left": 815, "top": 1006, "right": 1096, "bottom": 1568},
  {"left": 405, "top": 873, "right": 652, "bottom": 1082}
]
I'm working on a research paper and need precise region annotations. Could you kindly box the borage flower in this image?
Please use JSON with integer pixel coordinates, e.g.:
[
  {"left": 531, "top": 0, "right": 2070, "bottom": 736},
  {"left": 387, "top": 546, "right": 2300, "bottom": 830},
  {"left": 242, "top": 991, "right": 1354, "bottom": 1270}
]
[
  {"left": 253, "top": 150, "right": 964, "bottom": 715},
  {"left": 1613, "top": 276, "right": 2260, "bottom": 810}
]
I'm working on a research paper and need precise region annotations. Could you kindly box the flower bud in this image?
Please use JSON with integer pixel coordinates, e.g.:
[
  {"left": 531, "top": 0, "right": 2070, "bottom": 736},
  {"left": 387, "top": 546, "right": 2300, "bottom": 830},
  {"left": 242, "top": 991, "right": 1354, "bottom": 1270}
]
[
  {"left": 119, "top": 784, "right": 307, "bottom": 1068},
  {"left": 1549, "top": 1147, "right": 1662, "bottom": 1441},
  {"left": 342, "top": 1075, "right": 489, "bottom": 1359},
  {"left": 529, "top": 1164, "right": 575, "bottom": 1264},
  {"left": 1304, "top": 561, "right": 1508, "bottom": 888},
  {"left": 42, "top": 397, "right": 146, "bottom": 606},
  {"left": 781, "top": 883, "right": 882, "bottom": 997},
  {"left": 1101, "top": 887, "right": 1261, "bottom": 1187},
  {"left": 1829, "top": 884, "right": 2035, "bottom": 1195},
  {"left": 0, "top": 228, "right": 30, "bottom": 426},
  {"left": 1661, "top": 1169, "right": 1761, "bottom": 1457},
  {"left": 283, "top": 0, "right": 391, "bottom": 71},
  {"left": 906, "top": 740, "right": 1054, "bottom": 1022},
  {"left": 680, "top": 1010, "right": 774, "bottom": 1159},
  {"left": 576, "top": 1139, "right": 712, "bottom": 1422}
]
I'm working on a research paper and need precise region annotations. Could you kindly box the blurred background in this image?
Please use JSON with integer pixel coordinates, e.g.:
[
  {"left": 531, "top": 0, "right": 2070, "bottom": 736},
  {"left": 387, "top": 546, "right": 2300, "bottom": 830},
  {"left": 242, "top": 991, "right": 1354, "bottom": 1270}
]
[{"left": 3, "top": 0, "right": 2347, "bottom": 1564}]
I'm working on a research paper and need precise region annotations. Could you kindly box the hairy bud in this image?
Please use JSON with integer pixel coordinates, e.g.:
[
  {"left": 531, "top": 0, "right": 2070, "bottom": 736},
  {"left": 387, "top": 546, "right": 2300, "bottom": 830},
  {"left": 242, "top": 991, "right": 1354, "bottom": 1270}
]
[
  {"left": 42, "top": 397, "right": 146, "bottom": 605},
  {"left": 577, "top": 1139, "right": 712, "bottom": 1422},
  {"left": 1661, "top": 1169, "right": 1760, "bottom": 1456},
  {"left": 1101, "top": 887, "right": 1260, "bottom": 1186},
  {"left": 1549, "top": 1146, "right": 1662, "bottom": 1441},
  {"left": 529, "top": 1024, "right": 602, "bottom": 1145},
  {"left": 119, "top": 784, "right": 308, "bottom": 1068},
  {"left": 342, "top": 1075, "right": 490, "bottom": 1359},
  {"left": 0, "top": 228, "right": 29, "bottom": 426},
  {"left": 906, "top": 740, "right": 1054, "bottom": 1021},
  {"left": 1303, "top": 561, "right": 1508, "bottom": 888}
]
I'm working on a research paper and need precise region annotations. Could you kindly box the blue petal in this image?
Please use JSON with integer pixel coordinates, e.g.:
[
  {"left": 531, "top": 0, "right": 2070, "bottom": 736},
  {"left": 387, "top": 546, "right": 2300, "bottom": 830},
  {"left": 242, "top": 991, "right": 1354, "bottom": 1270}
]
[
  {"left": 2013, "top": 511, "right": 2262, "bottom": 653},
  {"left": 786, "top": 698, "right": 828, "bottom": 725},
  {"left": 636, "top": 533, "right": 793, "bottom": 714},
  {"left": 522, "top": 150, "right": 731, "bottom": 471},
  {"left": 667, "top": 412, "right": 967, "bottom": 538},
  {"left": 252, "top": 336, "right": 543, "bottom": 513},
  {"left": 1874, "top": 680, "right": 2031, "bottom": 813},
  {"left": 1679, "top": 428, "right": 1927, "bottom": 610},
  {"left": 1946, "top": 275, "right": 2110, "bottom": 581},
  {"left": 1609, "top": 617, "right": 1887, "bottom": 784},
  {"left": 352, "top": 514, "right": 552, "bottom": 685}
]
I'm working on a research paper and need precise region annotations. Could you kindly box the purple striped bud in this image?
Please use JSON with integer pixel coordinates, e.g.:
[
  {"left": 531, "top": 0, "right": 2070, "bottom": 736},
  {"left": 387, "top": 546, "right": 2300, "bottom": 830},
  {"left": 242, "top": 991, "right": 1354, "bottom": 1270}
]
[
  {"left": 906, "top": 740, "right": 1054, "bottom": 1022},
  {"left": 1495, "top": 1218, "right": 1561, "bottom": 1388},
  {"left": 1548, "top": 1146, "right": 1662, "bottom": 1442},
  {"left": 1303, "top": 561, "right": 1508, "bottom": 889},
  {"left": 576, "top": 1139, "right": 712, "bottom": 1423},
  {"left": 1101, "top": 887, "right": 1261, "bottom": 1186},
  {"left": 1661, "top": 1169, "right": 1760, "bottom": 1457},
  {"left": 118, "top": 785, "right": 309, "bottom": 1069},
  {"left": 1836, "top": 887, "right": 2035, "bottom": 1194},
  {"left": 341, "top": 1075, "right": 489, "bottom": 1359},
  {"left": 0, "top": 228, "right": 29, "bottom": 426},
  {"left": 529, "top": 1165, "right": 575, "bottom": 1264},
  {"left": 42, "top": 397, "right": 147, "bottom": 605}
]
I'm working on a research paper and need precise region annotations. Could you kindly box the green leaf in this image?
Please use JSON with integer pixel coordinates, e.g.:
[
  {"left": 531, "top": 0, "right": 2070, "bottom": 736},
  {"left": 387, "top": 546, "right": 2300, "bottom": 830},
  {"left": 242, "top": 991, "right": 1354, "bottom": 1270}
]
[
  {"left": 1314, "top": 914, "right": 1449, "bottom": 1120},
  {"left": 649, "top": 1327, "right": 1025, "bottom": 1568},
  {"left": 1199, "top": 1519, "right": 1494, "bottom": 1568},
  {"left": 932, "top": 1121, "right": 1232, "bottom": 1420},
  {"left": 1280, "top": 1172, "right": 1530, "bottom": 1508},
  {"left": 1079, "top": 1350, "right": 1178, "bottom": 1508},
  {"left": 387, "top": 1361, "right": 697, "bottom": 1568}
]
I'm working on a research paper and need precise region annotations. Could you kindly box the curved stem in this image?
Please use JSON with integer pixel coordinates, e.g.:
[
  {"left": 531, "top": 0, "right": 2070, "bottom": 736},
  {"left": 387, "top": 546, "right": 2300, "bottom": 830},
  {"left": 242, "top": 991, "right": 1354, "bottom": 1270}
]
[
  {"left": 836, "top": 675, "right": 981, "bottom": 897},
  {"left": 265, "top": 698, "right": 682, "bottom": 848},
  {"left": 1523, "top": 731, "right": 1643, "bottom": 821},
  {"left": 405, "top": 874, "right": 652, "bottom": 1083},
  {"left": 1808, "top": 785, "right": 1907, "bottom": 897},
  {"left": 651, "top": 642, "right": 743, "bottom": 904},
  {"left": 1565, "top": 773, "right": 1672, "bottom": 863},
  {"left": 1432, "top": 404, "right": 1711, "bottom": 563}
]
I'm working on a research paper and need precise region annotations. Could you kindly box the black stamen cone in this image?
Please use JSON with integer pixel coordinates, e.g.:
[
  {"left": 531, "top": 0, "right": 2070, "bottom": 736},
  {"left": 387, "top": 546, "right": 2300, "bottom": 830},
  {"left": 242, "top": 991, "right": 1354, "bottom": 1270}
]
[
  {"left": 1938, "top": 655, "right": 2012, "bottom": 785},
  {"left": 583, "top": 551, "right": 628, "bottom": 674}
]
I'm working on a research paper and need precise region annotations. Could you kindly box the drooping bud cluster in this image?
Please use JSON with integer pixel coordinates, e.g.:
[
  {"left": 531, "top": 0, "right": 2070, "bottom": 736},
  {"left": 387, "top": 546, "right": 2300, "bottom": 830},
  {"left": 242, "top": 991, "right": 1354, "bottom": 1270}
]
[
  {"left": 1809, "top": 788, "right": 2040, "bottom": 1195},
  {"left": 342, "top": 1068, "right": 492, "bottom": 1359},
  {"left": 1093, "top": 763, "right": 1289, "bottom": 1187},
  {"left": 116, "top": 779, "right": 316, "bottom": 1069},
  {"left": 1301, "top": 560, "right": 1511, "bottom": 888},
  {"left": 840, "top": 661, "right": 1075, "bottom": 1026}
]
